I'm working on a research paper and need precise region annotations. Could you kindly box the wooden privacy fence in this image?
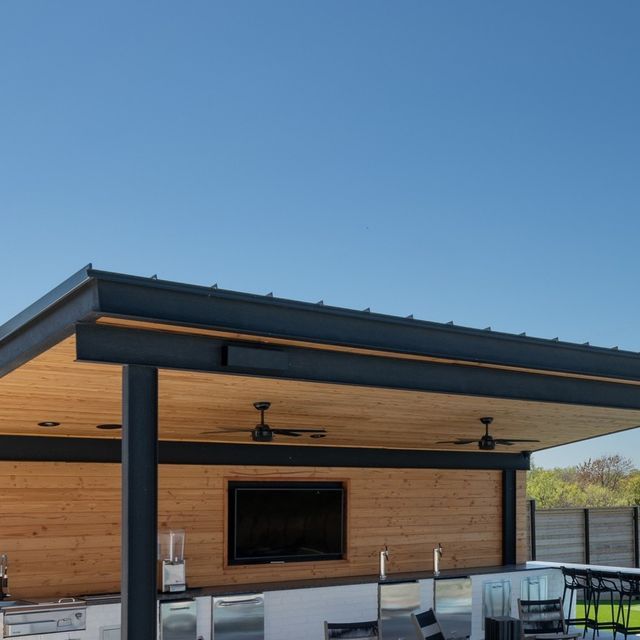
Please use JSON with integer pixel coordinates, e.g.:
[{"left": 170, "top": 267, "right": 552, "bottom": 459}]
[{"left": 528, "top": 501, "right": 640, "bottom": 567}]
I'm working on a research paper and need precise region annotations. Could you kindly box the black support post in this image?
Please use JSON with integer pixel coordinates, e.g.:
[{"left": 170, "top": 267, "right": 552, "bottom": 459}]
[
  {"left": 584, "top": 508, "right": 591, "bottom": 565},
  {"left": 529, "top": 499, "right": 537, "bottom": 561},
  {"left": 502, "top": 469, "right": 517, "bottom": 565},
  {"left": 633, "top": 506, "right": 639, "bottom": 568},
  {"left": 121, "top": 365, "right": 158, "bottom": 640}
]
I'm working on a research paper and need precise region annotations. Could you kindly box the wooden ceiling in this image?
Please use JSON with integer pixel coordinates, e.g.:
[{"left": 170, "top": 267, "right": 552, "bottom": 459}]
[{"left": 0, "top": 332, "right": 639, "bottom": 452}]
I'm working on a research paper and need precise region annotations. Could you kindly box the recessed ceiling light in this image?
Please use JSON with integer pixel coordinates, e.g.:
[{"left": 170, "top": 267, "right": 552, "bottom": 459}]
[
  {"left": 96, "top": 423, "right": 122, "bottom": 430},
  {"left": 38, "top": 421, "right": 60, "bottom": 427}
]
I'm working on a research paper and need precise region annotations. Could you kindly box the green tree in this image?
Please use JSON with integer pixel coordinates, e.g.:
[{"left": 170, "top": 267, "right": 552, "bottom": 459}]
[
  {"left": 622, "top": 473, "right": 640, "bottom": 505},
  {"left": 528, "top": 456, "right": 638, "bottom": 508},
  {"left": 527, "top": 466, "right": 586, "bottom": 508},
  {"left": 575, "top": 454, "right": 634, "bottom": 490}
]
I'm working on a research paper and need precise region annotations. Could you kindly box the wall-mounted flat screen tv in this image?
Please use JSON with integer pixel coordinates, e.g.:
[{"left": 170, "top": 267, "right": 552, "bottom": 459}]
[{"left": 228, "top": 481, "right": 346, "bottom": 565}]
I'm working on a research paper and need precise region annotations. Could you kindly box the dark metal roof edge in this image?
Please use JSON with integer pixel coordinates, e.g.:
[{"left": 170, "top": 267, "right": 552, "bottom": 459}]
[
  {"left": 0, "top": 264, "right": 93, "bottom": 344},
  {"left": 86, "top": 267, "right": 640, "bottom": 360}
]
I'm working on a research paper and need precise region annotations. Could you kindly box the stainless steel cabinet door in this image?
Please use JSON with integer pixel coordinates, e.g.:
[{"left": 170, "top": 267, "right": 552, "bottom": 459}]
[
  {"left": 160, "top": 600, "right": 197, "bottom": 640},
  {"left": 213, "top": 594, "right": 264, "bottom": 640}
]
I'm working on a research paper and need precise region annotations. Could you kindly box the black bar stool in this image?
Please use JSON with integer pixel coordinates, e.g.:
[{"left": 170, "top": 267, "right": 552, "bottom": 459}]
[
  {"left": 615, "top": 573, "right": 640, "bottom": 640},
  {"left": 562, "top": 567, "right": 590, "bottom": 631},
  {"left": 584, "top": 570, "right": 618, "bottom": 639}
]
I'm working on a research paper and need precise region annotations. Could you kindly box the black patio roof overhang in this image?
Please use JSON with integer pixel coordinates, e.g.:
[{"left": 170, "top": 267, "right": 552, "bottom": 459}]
[{"left": 1, "top": 264, "right": 640, "bottom": 472}]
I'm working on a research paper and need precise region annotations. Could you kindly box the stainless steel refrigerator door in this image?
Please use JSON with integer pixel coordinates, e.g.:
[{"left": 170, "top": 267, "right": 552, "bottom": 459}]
[
  {"left": 160, "top": 600, "right": 197, "bottom": 640},
  {"left": 521, "top": 575, "right": 548, "bottom": 601},
  {"left": 379, "top": 581, "right": 421, "bottom": 640},
  {"left": 434, "top": 577, "right": 472, "bottom": 640},
  {"left": 212, "top": 594, "right": 264, "bottom": 640},
  {"left": 482, "top": 579, "right": 512, "bottom": 629}
]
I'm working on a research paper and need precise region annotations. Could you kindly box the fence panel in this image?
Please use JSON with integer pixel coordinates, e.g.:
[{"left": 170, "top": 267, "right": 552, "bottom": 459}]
[
  {"left": 531, "top": 503, "right": 640, "bottom": 568},
  {"left": 589, "top": 508, "right": 635, "bottom": 567},
  {"left": 535, "top": 508, "right": 585, "bottom": 563}
]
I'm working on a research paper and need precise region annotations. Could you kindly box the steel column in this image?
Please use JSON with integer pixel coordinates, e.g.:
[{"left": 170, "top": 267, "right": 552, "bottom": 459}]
[
  {"left": 529, "top": 499, "right": 537, "bottom": 561},
  {"left": 634, "top": 506, "right": 639, "bottom": 568},
  {"left": 121, "top": 365, "right": 158, "bottom": 640},
  {"left": 502, "top": 469, "right": 517, "bottom": 565},
  {"left": 584, "top": 508, "right": 591, "bottom": 564}
]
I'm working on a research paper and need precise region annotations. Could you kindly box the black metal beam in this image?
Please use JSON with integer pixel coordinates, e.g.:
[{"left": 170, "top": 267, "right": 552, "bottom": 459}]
[
  {"left": 76, "top": 323, "right": 640, "bottom": 411},
  {"left": 87, "top": 269, "right": 640, "bottom": 382},
  {"left": 529, "top": 499, "right": 537, "bottom": 561},
  {"left": 584, "top": 508, "right": 591, "bottom": 564},
  {"left": 121, "top": 365, "right": 158, "bottom": 640},
  {"left": 0, "top": 435, "right": 531, "bottom": 470},
  {"left": 502, "top": 469, "right": 517, "bottom": 565},
  {"left": 0, "top": 267, "right": 98, "bottom": 378},
  {"left": 633, "top": 506, "right": 639, "bottom": 568}
]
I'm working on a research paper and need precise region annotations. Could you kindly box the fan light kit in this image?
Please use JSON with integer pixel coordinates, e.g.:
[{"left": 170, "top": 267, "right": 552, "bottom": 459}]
[
  {"left": 201, "top": 401, "right": 327, "bottom": 442},
  {"left": 438, "top": 417, "right": 540, "bottom": 451}
]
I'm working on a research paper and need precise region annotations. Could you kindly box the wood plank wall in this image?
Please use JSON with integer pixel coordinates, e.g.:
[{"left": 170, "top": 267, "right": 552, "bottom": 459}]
[{"left": 0, "top": 462, "right": 523, "bottom": 599}]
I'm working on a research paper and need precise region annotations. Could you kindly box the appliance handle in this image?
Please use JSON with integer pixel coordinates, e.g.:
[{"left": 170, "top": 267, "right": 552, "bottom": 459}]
[
  {"left": 165, "top": 605, "right": 193, "bottom": 611},
  {"left": 216, "top": 597, "right": 263, "bottom": 607}
]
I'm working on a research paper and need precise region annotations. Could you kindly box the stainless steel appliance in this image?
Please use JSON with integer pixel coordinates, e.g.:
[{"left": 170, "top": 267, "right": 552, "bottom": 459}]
[
  {"left": 0, "top": 553, "right": 9, "bottom": 599},
  {"left": 521, "top": 575, "right": 548, "bottom": 601},
  {"left": 434, "top": 577, "right": 472, "bottom": 639},
  {"left": 482, "top": 579, "right": 512, "bottom": 629},
  {"left": 379, "top": 580, "right": 421, "bottom": 640},
  {"left": 3, "top": 600, "right": 87, "bottom": 637},
  {"left": 160, "top": 599, "right": 197, "bottom": 640},
  {"left": 159, "top": 529, "right": 187, "bottom": 593},
  {"left": 213, "top": 593, "right": 264, "bottom": 640}
]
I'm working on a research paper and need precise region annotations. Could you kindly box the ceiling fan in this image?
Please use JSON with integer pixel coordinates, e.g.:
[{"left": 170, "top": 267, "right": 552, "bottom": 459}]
[
  {"left": 437, "top": 417, "right": 540, "bottom": 451},
  {"left": 200, "top": 402, "right": 327, "bottom": 442}
]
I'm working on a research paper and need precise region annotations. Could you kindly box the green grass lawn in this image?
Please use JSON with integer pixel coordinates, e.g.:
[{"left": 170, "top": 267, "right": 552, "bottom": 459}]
[{"left": 574, "top": 601, "right": 640, "bottom": 629}]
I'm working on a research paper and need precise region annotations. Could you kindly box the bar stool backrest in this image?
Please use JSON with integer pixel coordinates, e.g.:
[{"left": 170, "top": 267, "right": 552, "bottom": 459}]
[
  {"left": 587, "top": 570, "right": 617, "bottom": 593},
  {"left": 518, "top": 598, "right": 567, "bottom": 637},
  {"left": 618, "top": 573, "right": 640, "bottom": 596}
]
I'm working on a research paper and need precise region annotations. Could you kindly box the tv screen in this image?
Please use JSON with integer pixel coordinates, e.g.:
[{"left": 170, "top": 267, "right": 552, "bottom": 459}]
[{"left": 228, "top": 481, "right": 346, "bottom": 565}]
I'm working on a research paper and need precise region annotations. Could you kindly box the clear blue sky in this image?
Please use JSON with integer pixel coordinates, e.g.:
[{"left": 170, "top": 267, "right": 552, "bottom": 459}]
[{"left": 1, "top": 1, "right": 639, "bottom": 468}]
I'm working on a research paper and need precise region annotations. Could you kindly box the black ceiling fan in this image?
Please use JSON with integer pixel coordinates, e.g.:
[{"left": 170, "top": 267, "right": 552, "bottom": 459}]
[
  {"left": 437, "top": 417, "right": 540, "bottom": 451},
  {"left": 200, "top": 402, "right": 327, "bottom": 442}
]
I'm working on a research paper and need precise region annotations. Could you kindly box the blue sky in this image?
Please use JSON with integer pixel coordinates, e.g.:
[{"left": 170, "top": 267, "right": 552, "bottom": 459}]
[{"left": 1, "top": 1, "right": 639, "bottom": 468}]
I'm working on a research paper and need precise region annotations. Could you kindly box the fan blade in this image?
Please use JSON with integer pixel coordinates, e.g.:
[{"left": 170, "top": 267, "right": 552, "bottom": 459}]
[
  {"left": 494, "top": 438, "right": 540, "bottom": 444},
  {"left": 271, "top": 429, "right": 302, "bottom": 437},
  {"left": 436, "top": 439, "right": 477, "bottom": 445}
]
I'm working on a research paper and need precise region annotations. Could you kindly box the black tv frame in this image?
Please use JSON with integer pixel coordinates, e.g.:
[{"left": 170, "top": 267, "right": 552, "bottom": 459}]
[{"left": 227, "top": 480, "right": 347, "bottom": 565}]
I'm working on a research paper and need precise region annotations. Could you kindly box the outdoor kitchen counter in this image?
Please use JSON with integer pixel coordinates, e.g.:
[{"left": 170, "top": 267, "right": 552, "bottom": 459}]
[{"left": 72, "top": 562, "right": 556, "bottom": 605}]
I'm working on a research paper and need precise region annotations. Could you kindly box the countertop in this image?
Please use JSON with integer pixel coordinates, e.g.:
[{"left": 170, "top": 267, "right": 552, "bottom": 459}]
[{"left": 74, "top": 561, "right": 556, "bottom": 606}]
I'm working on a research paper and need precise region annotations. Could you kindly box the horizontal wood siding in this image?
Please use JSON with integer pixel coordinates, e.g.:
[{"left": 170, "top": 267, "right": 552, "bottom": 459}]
[
  {"left": 0, "top": 462, "right": 505, "bottom": 599},
  {"left": 516, "top": 471, "right": 528, "bottom": 563},
  {"left": 532, "top": 507, "right": 639, "bottom": 567},
  {"left": 535, "top": 509, "right": 585, "bottom": 563},
  {"left": 589, "top": 508, "right": 635, "bottom": 567}
]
